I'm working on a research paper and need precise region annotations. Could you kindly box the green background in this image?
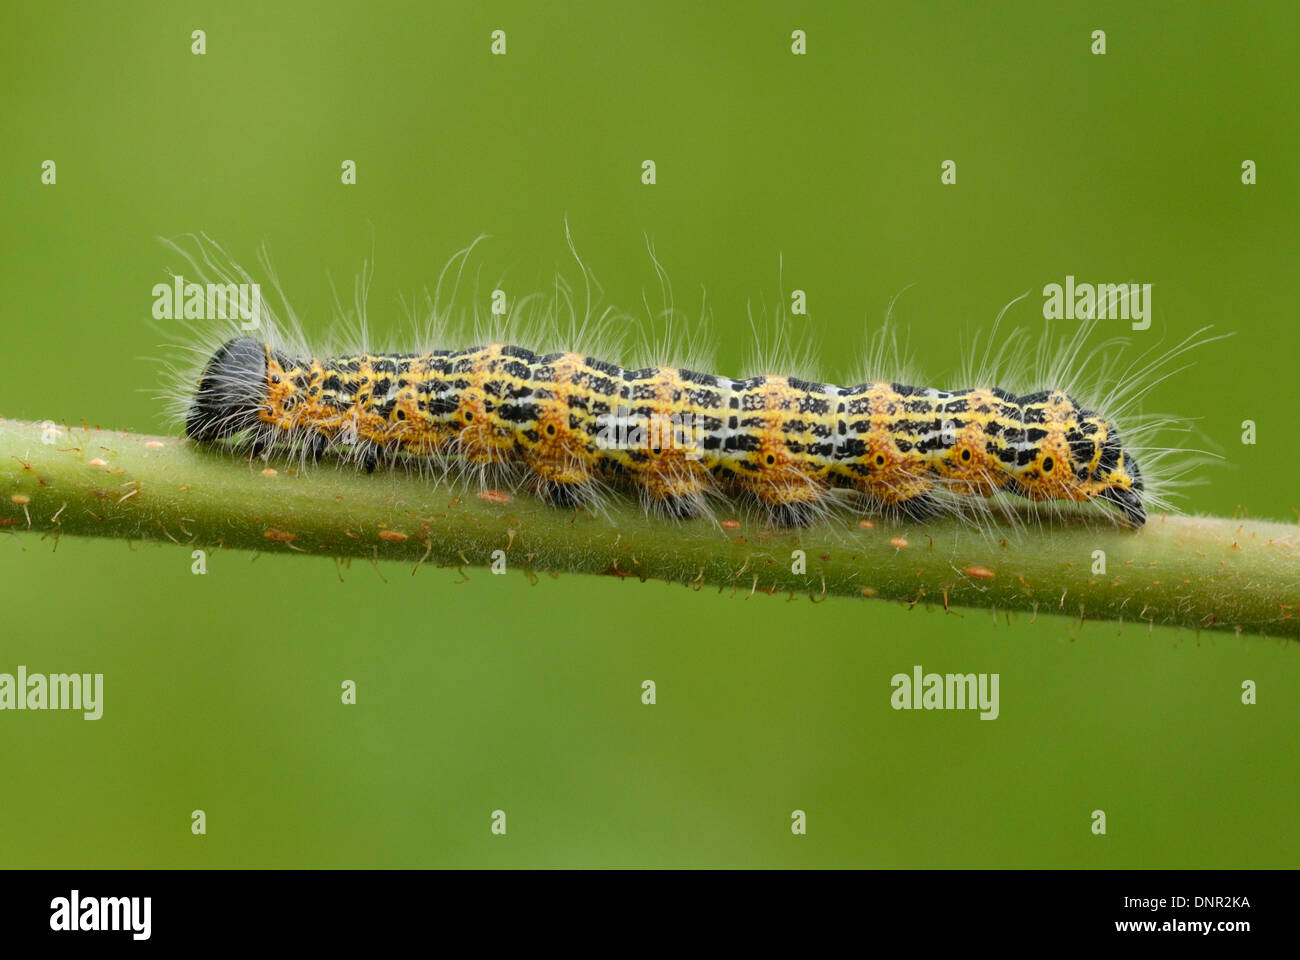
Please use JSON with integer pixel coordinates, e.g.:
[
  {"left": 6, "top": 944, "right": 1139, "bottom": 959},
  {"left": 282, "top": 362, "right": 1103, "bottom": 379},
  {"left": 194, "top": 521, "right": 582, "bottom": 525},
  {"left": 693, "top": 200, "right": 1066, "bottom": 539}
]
[{"left": 2, "top": 1, "right": 1297, "bottom": 867}]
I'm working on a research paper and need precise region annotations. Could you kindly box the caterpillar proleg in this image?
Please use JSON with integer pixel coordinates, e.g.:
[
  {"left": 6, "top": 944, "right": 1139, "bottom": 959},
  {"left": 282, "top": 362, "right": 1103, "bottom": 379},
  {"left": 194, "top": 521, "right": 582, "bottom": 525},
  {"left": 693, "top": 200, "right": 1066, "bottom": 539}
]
[{"left": 164, "top": 236, "right": 1211, "bottom": 531}]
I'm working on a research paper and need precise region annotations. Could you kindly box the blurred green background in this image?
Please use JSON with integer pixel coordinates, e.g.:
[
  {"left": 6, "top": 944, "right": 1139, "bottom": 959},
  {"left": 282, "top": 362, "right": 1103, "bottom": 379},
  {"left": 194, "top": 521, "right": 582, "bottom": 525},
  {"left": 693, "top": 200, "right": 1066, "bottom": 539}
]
[{"left": 2, "top": 1, "right": 1297, "bottom": 867}]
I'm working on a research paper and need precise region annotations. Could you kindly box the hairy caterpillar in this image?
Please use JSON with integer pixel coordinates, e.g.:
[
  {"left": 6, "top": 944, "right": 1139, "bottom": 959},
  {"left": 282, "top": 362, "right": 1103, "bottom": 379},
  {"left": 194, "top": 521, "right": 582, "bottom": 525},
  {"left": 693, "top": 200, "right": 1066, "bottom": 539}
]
[
  {"left": 164, "top": 236, "right": 1210, "bottom": 530},
  {"left": 186, "top": 338, "right": 1148, "bottom": 526}
]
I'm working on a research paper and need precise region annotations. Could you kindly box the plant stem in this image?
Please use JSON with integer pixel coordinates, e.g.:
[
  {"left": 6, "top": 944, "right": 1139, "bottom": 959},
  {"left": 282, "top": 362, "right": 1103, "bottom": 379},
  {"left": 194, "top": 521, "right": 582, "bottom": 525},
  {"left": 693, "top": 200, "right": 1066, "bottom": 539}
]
[{"left": 3, "top": 418, "right": 1297, "bottom": 638}]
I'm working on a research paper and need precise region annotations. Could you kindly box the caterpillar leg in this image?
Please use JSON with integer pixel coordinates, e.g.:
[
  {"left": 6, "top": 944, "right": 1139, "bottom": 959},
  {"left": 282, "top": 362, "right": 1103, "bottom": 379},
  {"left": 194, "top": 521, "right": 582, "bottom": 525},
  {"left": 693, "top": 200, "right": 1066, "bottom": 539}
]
[
  {"left": 535, "top": 478, "right": 597, "bottom": 508},
  {"left": 741, "top": 477, "right": 829, "bottom": 527},
  {"left": 766, "top": 500, "right": 819, "bottom": 528},
  {"left": 659, "top": 494, "right": 706, "bottom": 519},
  {"left": 894, "top": 493, "right": 941, "bottom": 523},
  {"left": 361, "top": 444, "right": 379, "bottom": 474},
  {"left": 635, "top": 463, "right": 713, "bottom": 520},
  {"left": 643, "top": 479, "right": 713, "bottom": 520},
  {"left": 840, "top": 474, "right": 940, "bottom": 524}
]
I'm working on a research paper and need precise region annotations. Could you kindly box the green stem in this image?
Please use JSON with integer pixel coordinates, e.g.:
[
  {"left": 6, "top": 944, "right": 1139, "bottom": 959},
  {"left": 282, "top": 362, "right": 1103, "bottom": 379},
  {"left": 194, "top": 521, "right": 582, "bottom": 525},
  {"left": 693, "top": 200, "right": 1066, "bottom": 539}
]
[{"left": 3, "top": 418, "right": 1297, "bottom": 638}]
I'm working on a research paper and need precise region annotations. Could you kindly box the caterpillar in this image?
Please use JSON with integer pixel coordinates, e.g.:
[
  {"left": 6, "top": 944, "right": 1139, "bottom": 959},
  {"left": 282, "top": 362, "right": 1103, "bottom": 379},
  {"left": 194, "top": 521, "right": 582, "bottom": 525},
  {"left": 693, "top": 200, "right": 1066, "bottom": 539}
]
[
  {"left": 185, "top": 338, "right": 1156, "bottom": 527},
  {"left": 166, "top": 237, "right": 1207, "bottom": 530}
]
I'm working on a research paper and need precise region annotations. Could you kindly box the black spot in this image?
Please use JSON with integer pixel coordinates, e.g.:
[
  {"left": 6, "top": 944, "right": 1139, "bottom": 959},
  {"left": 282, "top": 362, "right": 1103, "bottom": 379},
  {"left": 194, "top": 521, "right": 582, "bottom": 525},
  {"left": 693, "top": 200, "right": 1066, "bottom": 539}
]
[
  {"left": 797, "top": 395, "right": 831, "bottom": 416},
  {"left": 1098, "top": 436, "right": 1122, "bottom": 473},
  {"left": 687, "top": 388, "right": 722, "bottom": 409},
  {"left": 838, "top": 438, "right": 866, "bottom": 459},
  {"left": 427, "top": 397, "right": 458, "bottom": 416},
  {"left": 497, "top": 402, "right": 536, "bottom": 424},
  {"left": 1067, "top": 433, "right": 1095, "bottom": 465},
  {"left": 680, "top": 368, "right": 721, "bottom": 387},
  {"left": 788, "top": 376, "right": 826, "bottom": 393}
]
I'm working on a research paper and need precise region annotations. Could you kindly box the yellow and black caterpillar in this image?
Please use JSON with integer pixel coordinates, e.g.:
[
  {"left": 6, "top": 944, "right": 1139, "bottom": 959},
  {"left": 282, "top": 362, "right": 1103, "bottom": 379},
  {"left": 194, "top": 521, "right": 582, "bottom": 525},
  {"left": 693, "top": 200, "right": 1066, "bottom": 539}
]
[{"left": 186, "top": 336, "right": 1147, "bottom": 527}]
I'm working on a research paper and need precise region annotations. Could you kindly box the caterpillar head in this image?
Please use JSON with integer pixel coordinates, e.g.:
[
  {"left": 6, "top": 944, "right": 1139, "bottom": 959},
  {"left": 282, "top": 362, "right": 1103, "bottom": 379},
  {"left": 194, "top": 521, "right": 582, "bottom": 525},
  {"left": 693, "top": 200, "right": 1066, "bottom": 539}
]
[
  {"left": 1093, "top": 442, "right": 1145, "bottom": 528},
  {"left": 1073, "top": 413, "right": 1146, "bottom": 528},
  {"left": 186, "top": 337, "right": 270, "bottom": 441},
  {"left": 1013, "top": 392, "right": 1146, "bottom": 528}
]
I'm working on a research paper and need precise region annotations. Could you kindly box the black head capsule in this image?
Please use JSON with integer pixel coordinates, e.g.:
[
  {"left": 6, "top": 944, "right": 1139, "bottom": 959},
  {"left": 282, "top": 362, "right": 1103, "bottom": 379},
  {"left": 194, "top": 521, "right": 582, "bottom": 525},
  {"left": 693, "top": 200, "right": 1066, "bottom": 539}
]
[
  {"left": 1098, "top": 485, "right": 1145, "bottom": 528},
  {"left": 1098, "top": 453, "right": 1146, "bottom": 528},
  {"left": 186, "top": 337, "right": 270, "bottom": 441}
]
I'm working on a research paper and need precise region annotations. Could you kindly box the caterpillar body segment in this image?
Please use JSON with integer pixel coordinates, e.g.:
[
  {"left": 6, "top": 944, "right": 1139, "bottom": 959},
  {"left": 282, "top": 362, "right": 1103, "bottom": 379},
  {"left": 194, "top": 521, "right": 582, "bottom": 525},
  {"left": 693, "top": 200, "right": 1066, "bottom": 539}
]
[{"left": 186, "top": 336, "right": 1148, "bottom": 527}]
